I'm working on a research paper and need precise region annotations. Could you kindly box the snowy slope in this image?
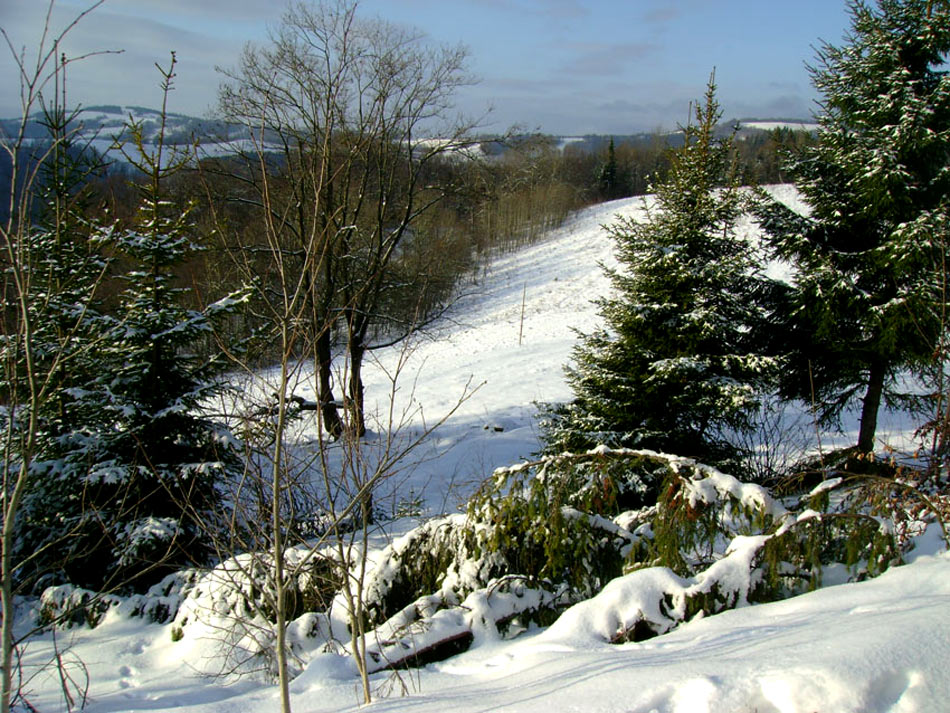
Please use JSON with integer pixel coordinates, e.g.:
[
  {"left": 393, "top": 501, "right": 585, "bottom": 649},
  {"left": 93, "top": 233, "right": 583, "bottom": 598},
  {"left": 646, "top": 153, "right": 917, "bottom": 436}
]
[
  {"left": 17, "top": 531, "right": 950, "bottom": 713},
  {"left": 279, "top": 194, "right": 637, "bottom": 513},
  {"left": 15, "top": 189, "right": 950, "bottom": 713},
  {"left": 4, "top": 105, "right": 283, "bottom": 167},
  {"left": 287, "top": 184, "right": 910, "bottom": 516}
]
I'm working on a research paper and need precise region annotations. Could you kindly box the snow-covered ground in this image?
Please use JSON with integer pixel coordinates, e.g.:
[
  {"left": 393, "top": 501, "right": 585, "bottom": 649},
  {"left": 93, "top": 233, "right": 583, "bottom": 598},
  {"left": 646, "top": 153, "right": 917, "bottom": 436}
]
[
  {"left": 15, "top": 528, "right": 950, "bottom": 713},
  {"left": 14, "top": 190, "right": 950, "bottom": 713},
  {"left": 287, "top": 184, "right": 913, "bottom": 516}
]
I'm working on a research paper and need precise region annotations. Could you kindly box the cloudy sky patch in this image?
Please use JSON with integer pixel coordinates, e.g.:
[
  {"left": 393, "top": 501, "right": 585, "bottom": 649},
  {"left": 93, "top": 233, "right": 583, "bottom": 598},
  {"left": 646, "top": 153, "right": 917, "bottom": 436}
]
[{"left": 1, "top": 0, "right": 850, "bottom": 134}]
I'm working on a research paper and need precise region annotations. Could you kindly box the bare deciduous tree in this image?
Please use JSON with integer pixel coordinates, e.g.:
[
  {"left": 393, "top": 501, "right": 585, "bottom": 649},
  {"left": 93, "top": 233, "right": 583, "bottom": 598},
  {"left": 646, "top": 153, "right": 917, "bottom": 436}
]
[
  {"left": 215, "top": 0, "right": 476, "bottom": 438},
  {"left": 195, "top": 114, "right": 475, "bottom": 708}
]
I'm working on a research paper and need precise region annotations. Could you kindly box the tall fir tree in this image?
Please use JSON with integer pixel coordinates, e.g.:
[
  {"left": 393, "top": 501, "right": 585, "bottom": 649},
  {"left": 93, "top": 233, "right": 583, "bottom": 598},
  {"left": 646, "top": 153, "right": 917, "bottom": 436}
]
[
  {"left": 758, "top": 0, "right": 950, "bottom": 453},
  {"left": 598, "top": 137, "right": 620, "bottom": 200},
  {"left": 542, "top": 77, "right": 777, "bottom": 471},
  {"left": 3, "top": 79, "right": 119, "bottom": 593},
  {"left": 18, "top": 56, "right": 244, "bottom": 592}
]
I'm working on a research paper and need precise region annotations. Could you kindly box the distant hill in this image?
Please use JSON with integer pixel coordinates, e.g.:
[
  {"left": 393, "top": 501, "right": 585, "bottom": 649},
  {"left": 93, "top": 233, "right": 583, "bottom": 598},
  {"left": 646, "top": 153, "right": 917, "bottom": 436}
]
[
  {"left": 0, "top": 105, "right": 280, "bottom": 168},
  {"left": 2, "top": 106, "right": 818, "bottom": 164},
  {"left": 544, "top": 118, "right": 817, "bottom": 155},
  {"left": 0, "top": 107, "right": 817, "bottom": 223}
]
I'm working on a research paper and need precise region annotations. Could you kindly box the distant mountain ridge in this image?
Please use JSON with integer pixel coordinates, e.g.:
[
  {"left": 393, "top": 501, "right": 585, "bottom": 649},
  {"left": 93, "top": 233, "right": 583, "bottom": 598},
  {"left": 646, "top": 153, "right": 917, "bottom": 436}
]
[
  {"left": 0, "top": 105, "right": 274, "bottom": 166},
  {"left": 550, "top": 118, "right": 817, "bottom": 155},
  {"left": 1, "top": 105, "right": 817, "bottom": 165}
]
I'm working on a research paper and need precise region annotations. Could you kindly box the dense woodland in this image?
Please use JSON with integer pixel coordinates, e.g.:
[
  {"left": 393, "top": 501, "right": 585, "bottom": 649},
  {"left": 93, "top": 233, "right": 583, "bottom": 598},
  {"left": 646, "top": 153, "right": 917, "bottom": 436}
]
[
  {"left": 2, "top": 1, "right": 950, "bottom": 712},
  {"left": 0, "top": 114, "right": 812, "bottom": 316}
]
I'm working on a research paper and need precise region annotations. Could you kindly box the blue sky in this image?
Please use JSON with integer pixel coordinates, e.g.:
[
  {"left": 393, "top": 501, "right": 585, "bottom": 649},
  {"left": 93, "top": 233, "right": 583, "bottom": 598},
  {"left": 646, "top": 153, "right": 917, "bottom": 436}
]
[{"left": 1, "top": 0, "right": 853, "bottom": 134}]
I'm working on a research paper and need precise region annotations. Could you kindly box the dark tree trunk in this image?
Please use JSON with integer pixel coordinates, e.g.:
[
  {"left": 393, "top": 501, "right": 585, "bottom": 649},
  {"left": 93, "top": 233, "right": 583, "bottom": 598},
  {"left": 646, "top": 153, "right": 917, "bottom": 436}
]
[
  {"left": 347, "top": 340, "right": 366, "bottom": 438},
  {"left": 857, "top": 358, "right": 886, "bottom": 453},
  {"left": 316, "top": 329, "right": 343, "bottom": 439},
  {"left": 345, "top": 338, "right": 371, "bottom": 522}
]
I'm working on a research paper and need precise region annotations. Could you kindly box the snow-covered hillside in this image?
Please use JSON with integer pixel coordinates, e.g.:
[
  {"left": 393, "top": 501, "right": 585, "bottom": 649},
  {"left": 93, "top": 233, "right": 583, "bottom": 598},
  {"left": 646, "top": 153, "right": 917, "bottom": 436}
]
[
  {"left": 14, "top": 190, "right": 950, "bottom": 713},
  {"left": 1, "top": 105, "right": 281, "bottom": 166},
  {"left": 288, "top": 184, "right": 911, "bottom": 515}
]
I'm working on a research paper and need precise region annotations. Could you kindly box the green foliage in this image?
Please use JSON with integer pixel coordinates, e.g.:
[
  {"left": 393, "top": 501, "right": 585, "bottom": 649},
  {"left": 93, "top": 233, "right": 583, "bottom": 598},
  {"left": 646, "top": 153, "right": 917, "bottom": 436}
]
[
  {"left": 349, "top": 447, "right": 906, "bottom": 658},
  {"left": 647, "top": 473, "right": 769, "bottom": 576},
  {"left": 355, "top": 452, "right": 667, "bottom": 630},
  {"left": 734, "top": 126, "right": 816, "bottom": 185},
  {"left": 11, "top": 56, "right": 245, "bottom": 594},
  {"left": 757, "top": 0, "right": 950, "bottom": 451},
  {"left": 542, "top": 77, "right": 779, "bottom": 469},
  {"left": 597, "top": 137, "right": 621, "bottom": 200}
]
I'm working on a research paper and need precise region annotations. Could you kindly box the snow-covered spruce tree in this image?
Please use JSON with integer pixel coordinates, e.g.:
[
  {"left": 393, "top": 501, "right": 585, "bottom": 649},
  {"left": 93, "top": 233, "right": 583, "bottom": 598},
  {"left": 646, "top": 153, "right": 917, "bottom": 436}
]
[
  {"left": 11, "top": 102, "right": 112, "bottom": 438},
  {"left": 1, "top": 25, "right": 125, "bottom": 709},
  {"left": 757, "top": 0, "right": 950, "bottom": 454},
  {"left": 3, "top": 77, "right": 120, "bottom": 596},
  {"left": 47, "top": 56, "right": 242, "bottom": 592},
  {"left": 542, "top": 77, "right": 777, "bottom": 474}
]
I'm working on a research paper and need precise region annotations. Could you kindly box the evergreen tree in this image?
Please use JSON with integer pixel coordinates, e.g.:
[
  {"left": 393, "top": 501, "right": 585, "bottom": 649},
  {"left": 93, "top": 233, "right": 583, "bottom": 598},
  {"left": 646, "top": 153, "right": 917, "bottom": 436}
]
[
  {"left": 17, "top": 56, "right": 243, "bottom": 592},
  {"left": 3, "top": 91, "right": 119, "bottom": 593},
  {"left": 28, "top": 103, "right": 113, "bottom": 427},
  {"left": 542, "top": 77, "right": 777, "bottom": 470},
  {"left": 76, "top": 56, "right": 244, "bottom": 589},
  {"left": 758, "top": 0, "right": 950, "bottom": 453},
  {"left": 598, "top": 137, "right": 619, "bottom": 200}
]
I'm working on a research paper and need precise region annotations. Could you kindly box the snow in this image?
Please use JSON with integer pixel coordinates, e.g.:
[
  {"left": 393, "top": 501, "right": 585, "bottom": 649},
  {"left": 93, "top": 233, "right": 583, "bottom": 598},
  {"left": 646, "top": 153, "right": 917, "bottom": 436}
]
[
  {"left": 409, "top": 137, "right": 484, "bottom": 161},
  {"left": 13, "top": 188, "right": 950, "bottom": 712},
  {"left": 556, "top": 136, "right": 586, "bottom": 151},
  {"left": 16, "top": 534, "right": 950, "bottom": 712}
]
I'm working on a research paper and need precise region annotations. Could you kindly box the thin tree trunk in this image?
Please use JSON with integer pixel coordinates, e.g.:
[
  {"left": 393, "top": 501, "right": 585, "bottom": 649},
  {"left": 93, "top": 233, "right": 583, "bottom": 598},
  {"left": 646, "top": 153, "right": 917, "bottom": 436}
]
[
  {"left": 857, "top": 358, "right": 886, "bottom": 453},
  {"left": 272, "top": 344, "right": 292, "bottom": 713},
  {"left": 346, "top": 338, "right": 371, "bottom": 524},
  {"left": 1, "top": 465, "right": 29, "bottom": 713},
  {"left": 2, "top": 270, "right": 41, "bottom": 713}
]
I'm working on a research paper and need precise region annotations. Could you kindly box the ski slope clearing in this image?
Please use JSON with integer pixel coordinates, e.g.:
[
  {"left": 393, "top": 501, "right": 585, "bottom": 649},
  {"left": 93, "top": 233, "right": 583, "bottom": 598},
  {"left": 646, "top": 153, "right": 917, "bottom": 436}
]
[
  {"left": 296, "top": 183, "right": 908, "bottom": 515},
  {"left": 273, "top": 192, "right": 642, "bottom": 513},
  {"left": 741, "top": 120, "right": 819, "bottom": 132},
  {"left": 14, "top": 189, "right": 950, "bottom": 713}
]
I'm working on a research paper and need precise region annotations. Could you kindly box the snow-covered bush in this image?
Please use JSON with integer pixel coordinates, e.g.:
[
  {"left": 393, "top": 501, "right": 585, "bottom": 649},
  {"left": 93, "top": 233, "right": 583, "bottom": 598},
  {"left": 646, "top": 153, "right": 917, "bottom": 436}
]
[
  {"left": 354, "top": 451, "right": 664, "bottom": 634},
  {"left": 25, "top": 446, "right": 933, "bottom": 689},
  {"left": 145, "top": 547, "right": 343, "bottom": 679},
  {"left": 343, "top": 446, "right": 908, "bottom": 668},
  {"left": 37, "top": 585, "right": 120, "bottom": 629}
]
